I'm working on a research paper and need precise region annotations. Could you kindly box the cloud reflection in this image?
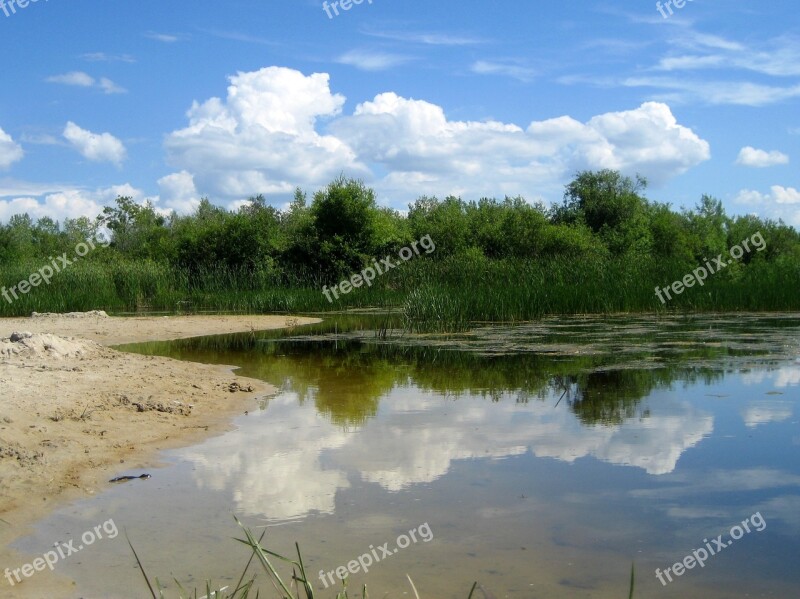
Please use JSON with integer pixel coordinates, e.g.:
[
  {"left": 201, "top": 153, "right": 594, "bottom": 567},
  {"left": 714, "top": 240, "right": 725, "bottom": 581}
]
[{"left": 179, "top": 387, "right": 712, "bottom": 520}]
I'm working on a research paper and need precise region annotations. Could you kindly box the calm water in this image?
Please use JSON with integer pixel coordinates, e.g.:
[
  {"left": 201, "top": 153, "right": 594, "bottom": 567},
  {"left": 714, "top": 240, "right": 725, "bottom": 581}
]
[{"left": 15, "top": 314, "right": 800, "bottom": 598}]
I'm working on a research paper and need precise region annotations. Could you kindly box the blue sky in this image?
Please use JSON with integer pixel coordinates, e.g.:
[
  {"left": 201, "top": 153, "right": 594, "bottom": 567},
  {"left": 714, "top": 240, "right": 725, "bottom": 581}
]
[{"left": 0, "top": 0, "right": 798, "bottom": 227}]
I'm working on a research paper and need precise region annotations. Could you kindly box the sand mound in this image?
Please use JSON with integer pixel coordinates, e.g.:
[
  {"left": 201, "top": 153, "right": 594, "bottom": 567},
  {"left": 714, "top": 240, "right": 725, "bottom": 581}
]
[
  {"left": 30, "top": 310, "right": 109, "bottom": 319},
  {"left": 0, "top": 332, "right": 101, "bottom": 360}
]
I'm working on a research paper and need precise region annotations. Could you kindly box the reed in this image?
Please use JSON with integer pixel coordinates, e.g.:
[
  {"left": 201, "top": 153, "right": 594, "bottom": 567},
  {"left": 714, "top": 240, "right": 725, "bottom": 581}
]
[{"left": 2, "top": 255, "right": 797, "bottom": 327}]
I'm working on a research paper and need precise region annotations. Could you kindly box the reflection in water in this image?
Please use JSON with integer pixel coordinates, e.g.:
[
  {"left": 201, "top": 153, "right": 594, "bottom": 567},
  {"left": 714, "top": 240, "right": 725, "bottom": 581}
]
[
  {"left": 155, "top": 330, "right": 744, "bottom": 522},
  {"left": 181, "top": 393, "right": 350, "bottom": 520},
  {"left": 118, "top": 316, "right": 800, "bottom": 513},
  {"left": 180, "top": 380, "right": 715, "bottom": 523},
  {"left": 44, "top": 313, "right": 792, "bottom": 598}
]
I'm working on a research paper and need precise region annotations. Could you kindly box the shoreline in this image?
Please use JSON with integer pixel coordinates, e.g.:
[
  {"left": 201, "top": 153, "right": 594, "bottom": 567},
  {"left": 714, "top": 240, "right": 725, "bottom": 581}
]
[{"left": 0, "top": 313, "right": 320, "bottom": 598}]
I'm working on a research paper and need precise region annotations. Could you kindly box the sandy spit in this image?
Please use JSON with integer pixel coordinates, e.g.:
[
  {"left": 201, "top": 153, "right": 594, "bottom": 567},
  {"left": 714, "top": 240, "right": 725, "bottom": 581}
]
[{"left": 0, "top": 313, "right": 320, "bottom": 598}]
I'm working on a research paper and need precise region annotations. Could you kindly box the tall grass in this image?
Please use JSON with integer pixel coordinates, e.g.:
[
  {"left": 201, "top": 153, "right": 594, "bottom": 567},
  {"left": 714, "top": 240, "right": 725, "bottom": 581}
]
[
  {"left": 400, "top": 254, "right": 800, "bottom": 331},
  {"left": 2, "top": 254, "right": 797, "bottom": 327}
]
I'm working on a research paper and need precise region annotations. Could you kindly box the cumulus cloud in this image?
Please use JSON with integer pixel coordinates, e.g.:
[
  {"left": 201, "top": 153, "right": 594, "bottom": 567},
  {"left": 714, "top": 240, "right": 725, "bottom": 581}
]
[
  {"left": 734, "top": 186, "right": 800, "bottom": 227},
  {"left": 0, "top": 183, "right": 143, "bottom": 223},
  {"left": 0, "top": 126, "right": 24, "bottom": 169},
  {"left": 736, "top": 185, "right": 800, "bottom": 205},
  {"left": 163, "top": 67, "right": 709, "bottom": 205},
  {"left": 46, "top": 71, "right": 126, "bottom": 94},
  {"left": 63, "top": 121, "right": 127, "bottom": 165},
  {"left": 736, "top": 146, "right": 789, "bottom": 167},
  {"left": 771, "top": 186, "right": 800, "bottom": 204},
  {"left": 165, "top": 66, "right": 366, "bottom": 198},
  {"left": 157, "top": 170, "right": 201, "bottom": 213},
  {"left": 334, "top": 95, "right": 710, "bottom": 193}
]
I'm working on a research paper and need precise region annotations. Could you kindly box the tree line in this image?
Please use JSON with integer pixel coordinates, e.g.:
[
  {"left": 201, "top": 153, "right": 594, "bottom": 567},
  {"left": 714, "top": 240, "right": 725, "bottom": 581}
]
[{"left": 2, "top": 170, "right": 797, "bottom": 288}]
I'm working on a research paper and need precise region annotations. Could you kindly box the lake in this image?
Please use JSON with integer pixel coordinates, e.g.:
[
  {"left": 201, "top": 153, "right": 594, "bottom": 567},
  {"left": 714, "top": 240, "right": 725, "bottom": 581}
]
[{"left": 15, "top": 313, "right": 800, "bottom": 598}]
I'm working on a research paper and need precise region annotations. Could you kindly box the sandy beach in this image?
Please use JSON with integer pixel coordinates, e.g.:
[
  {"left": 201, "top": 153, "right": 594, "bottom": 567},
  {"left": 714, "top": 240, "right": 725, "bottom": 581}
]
[{"left": 0, "top": 313, "right": 320, "bottom": 598}]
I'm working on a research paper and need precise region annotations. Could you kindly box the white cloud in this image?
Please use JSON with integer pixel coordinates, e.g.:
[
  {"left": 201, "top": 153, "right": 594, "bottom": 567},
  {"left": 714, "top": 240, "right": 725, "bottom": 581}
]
[
  {"left": 571, "top": 31, "right": 800, "bottom": 107},
  {"left": 335, "top": 49, "right": 412, "bottom": 71},
  {"left": 334, "top": 95, "right": 709, "bottom": 193},
  {"left": 736, "top": 146, "right": 789, "bottom": 167},
  {"left": 163, "top": 67, "right": 709, "bottom": 205},
  {"left": 0, "top": 126, "right": 24, "bottom": 169},
  {"left": 656, "top": 55, "right": 727, "bottom": 71},
  {"left": 772, "top": 186, "right": 800, "bottom": 204},
  {"left": 145, "top": 31, "right": 181, "bottom": 43},
  {"left": 63, "top": 121, "right": 127, "bottom": 165},
  {"left": 733, "top": 186, "right": 800, "bottom": 227},
  {"left": 659, "top": 34, "right": 800, "bottom": 76},
  {"left": 80, "top": 52, "right": 136, "bottom": 63},
  {"left": 165, "top": 66, "right": 366, "bottom": 198},
  {"left": 46, "top": 71, "right": 126, "bottom": 94},
  {"left": 98, "top": 77, "right": 126, "bottom": 94},
  {"left": 471, "top": 60, "right": 536, "bottom": 82},
  {"left": 0, "top": 183, "right": 143, "bottom": 223},
  {"left": 157, "top": 171, "right": 201, "bottom": 213},
  {"left": 46, "top": 71, "right": 95, "bottom": 87},
  {"left": 360, "top": 29, "right": 484, "bottom": 46},
  {"left": 622, "top": 76, "right": 800, "bottom": 106},
  {"left": 735, "top": 186, "right": 800, "bottom": 206},
  {"left": 19, "top": 132, "right": 62, "bottom": 146}
]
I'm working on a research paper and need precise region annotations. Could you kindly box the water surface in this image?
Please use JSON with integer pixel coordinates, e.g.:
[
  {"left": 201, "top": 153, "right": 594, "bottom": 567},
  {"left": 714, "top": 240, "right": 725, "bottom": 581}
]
[{"left": 16, "top": 314, "right": 800, "bottom": 598}]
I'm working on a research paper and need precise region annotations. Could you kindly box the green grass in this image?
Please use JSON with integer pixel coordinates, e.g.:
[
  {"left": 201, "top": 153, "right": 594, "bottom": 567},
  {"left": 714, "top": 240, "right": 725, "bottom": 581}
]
[{"left": 2, "top": 255, "right": 797, "bottom": 329}]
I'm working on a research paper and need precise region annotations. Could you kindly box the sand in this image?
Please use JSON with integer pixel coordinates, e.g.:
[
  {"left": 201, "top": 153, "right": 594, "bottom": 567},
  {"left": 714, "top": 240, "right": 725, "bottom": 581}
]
[{"left": 0, "top": 313, "right": 320, "bottom": 598}]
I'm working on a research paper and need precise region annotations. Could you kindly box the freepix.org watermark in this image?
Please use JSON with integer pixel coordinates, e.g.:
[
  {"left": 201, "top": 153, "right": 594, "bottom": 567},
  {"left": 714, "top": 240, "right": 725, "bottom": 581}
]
[
  {"left": 322, "top": 234, "right": 435, "bottom": 303},
  {"left": 1, "top": 233, "right": 109, "bottom": 305},
  {"left": 5, "top": 518, "right": 118, "bottom": 586},
  {"left": 318, "top": 522, "right": 433, "bottom": 588},
  {"left": 1, "top": 0, "right": 47, "bottom": 18},
  {"left": 655, "top": 512, "right": 766, "bottom": 586},
  {"left": 322, "top": 0, "right": 372, "bottom": 19},
  {"left": 656, "top": 0, "right": 695, "bottom": 19},
  {"left": 655, "top": 231, "right": 766, "bottom": 305}
]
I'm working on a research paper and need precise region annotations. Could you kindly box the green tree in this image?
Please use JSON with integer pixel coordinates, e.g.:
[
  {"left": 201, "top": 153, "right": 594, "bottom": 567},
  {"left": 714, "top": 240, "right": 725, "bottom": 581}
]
[
  {"left": 309, "top": 176, "right": 381, "bottom": 281},
  {"left": 98, "top": 196, "right": 170, "bottom": 259},
  {"left": 408, "top": 195, "right": 470, "bottom": 257},
  {"left": 554, "top": 170, "right": 652, "bottom": 256}
]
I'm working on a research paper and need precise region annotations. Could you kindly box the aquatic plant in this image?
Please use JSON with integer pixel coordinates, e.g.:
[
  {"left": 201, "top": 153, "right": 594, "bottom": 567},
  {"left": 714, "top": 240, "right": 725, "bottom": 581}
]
[{"left": 129, "top": 517, "right": 635, "bottom": 598}]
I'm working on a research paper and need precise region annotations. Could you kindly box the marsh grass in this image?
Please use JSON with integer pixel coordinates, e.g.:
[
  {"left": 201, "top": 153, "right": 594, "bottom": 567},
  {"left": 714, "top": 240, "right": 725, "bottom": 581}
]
[{"left": 3, "top": 253, "right": 795, "bottom": 327}]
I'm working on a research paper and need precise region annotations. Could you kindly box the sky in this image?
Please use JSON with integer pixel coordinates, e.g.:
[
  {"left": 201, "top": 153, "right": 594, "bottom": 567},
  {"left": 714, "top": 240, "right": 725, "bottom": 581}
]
[{"left": 0, "top": 0, "right": 798, "bottom": 227}]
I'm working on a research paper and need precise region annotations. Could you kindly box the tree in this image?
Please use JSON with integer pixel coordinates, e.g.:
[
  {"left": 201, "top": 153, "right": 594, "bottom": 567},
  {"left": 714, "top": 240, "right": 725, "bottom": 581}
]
[
  {"left": 309, "top": 176, "right": 381, "bottom": 280},
  {"left": 685, "top": 195, "right": 729, "bottom": 262},
  {"left": 554, "top": 170, "right": 652, "bottom": 256},
  {"left": 98, "top": 196, "right": 169, "bottom": 259},
  {"left": 408, "top": 195, "right": 470, "bottom": 257}
]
